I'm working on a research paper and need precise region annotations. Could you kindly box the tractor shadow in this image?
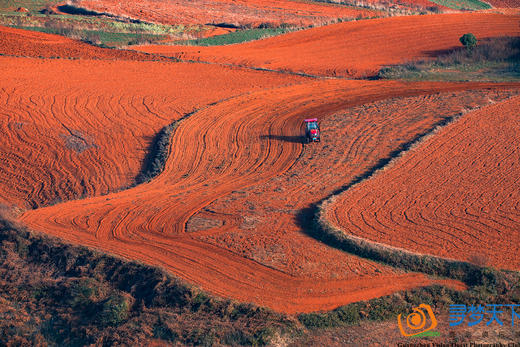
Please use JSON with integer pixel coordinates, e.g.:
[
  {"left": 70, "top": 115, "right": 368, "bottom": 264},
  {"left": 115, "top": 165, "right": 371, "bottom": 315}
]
[{"left": 260, "top": 134, "right": 304, "bottom": 144}]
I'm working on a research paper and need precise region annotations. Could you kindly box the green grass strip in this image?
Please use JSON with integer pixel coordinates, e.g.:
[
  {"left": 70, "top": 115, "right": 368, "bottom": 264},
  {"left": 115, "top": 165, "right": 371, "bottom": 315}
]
[
  {"left": 428, "top": 0, "right": 491, "bottom": 10},
  {"left": 182, "top": 27, "right": 291, "bottom": 46}
]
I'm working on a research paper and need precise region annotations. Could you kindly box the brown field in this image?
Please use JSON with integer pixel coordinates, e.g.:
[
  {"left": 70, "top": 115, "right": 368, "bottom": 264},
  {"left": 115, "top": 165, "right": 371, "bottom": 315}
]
[
  {"left": 135, "top": 13, "right": 520, "bottom": 78},
  {"left": 75, "top": 0, "right": 381, "bottom": 28},
  {"left": 485, "top": 0, "right": 519, "bottom": 8},
  {"left": 324, "top": 95, "right": 520, "bottom": 271},
  {"left": 1, "top": 4, "right": 520, "bottom": 319}
]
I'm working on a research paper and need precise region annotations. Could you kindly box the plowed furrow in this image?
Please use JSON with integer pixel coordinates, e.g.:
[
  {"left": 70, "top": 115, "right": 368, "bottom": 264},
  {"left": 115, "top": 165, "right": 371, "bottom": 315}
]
[
  {"left": 192, "top": 86, "right": 517, "bottom": 281},
  {"left": 325, "top": 95, "right": 520, "bottom": 270},
  {"left": 0, "top": 56, "right": 306, "bottom": 209}
]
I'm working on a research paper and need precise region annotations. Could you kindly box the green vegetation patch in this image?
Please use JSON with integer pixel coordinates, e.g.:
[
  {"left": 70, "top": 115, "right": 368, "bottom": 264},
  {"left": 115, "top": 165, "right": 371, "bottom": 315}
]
[
  {"left": 0, "top": 4, "right": 191, "bottom": 47},
  {"left": 182, "top": 27, "right": 292, "bottom": 46},
  {"left": 12, "top": 25, "right": 167, "bottom": 46},
  {"left": 299, "top": 278, "right": 520, "bottom": 329},
  {"left": 428, "top": 0, "right": 491, "bottom": 10}
]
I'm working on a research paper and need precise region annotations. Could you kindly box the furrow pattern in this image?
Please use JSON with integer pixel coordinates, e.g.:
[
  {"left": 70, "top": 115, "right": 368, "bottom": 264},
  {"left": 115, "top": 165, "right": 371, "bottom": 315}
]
[
  {"left": 194, "top": 88, "right": 518, "bottom": 277},
  {"left": 0, "top": 56, "right": 306, "bottom": 209},
  {"left": 325, "top": 95, "right": 520, "bottom": 270},
  {"left": 0, "top": 88, "right": 179, "bottom": 208},
  {"left": 20, "top": 79, "right": 508, "bottom": 312},
  {"left": 76, "top": 0, "right": 380, "bottom": 28}
]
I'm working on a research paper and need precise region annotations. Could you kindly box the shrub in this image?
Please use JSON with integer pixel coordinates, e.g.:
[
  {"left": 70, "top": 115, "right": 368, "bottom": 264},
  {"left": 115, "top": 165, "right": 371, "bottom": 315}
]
[
  {"left": 100, "top": 293, "right": 131, "bottom": 326},
  {"left": 335, "top": 304, "right": 361, "bottom": 324},
  {"left": 136, "top": 123, "right": 176, "bottom": 184},
  {"left": 460, "top": 33, "right": 477, "bottom": 49},
  {"left": 67, "top": 278, "right": 101, "bottom": 308}
]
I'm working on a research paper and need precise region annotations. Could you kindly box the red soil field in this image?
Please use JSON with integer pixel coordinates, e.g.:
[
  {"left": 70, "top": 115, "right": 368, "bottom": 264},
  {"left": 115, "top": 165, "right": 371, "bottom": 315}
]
[
  {"left": 0, "top": 26, "right": 159, "bottom": 60},
  {"left": 135, "top": 13, "right": 520, "bottom": 78},
  {"left": 325, "top": 95, "right": 520, "bottom": 271},
  {"left": 0, "top": 56, "right": 307, "bottom": 209},
  {"left": 76, "top": 0, "right": 380, "bottom": 28},
  {"left": 366, "top": 0, "right": 449, "bottom": 9},
  {"left": 19, "top": 79, "right": 514, "bottom": 313},
  {"left": 193, "top": 89, "right": 518, "bottom": 277},
  {"left": 201, "top": 26, "right": 237, "bottom": 38},
  {"left": 3, "top": 18, "right": 519, "bottom": 313}
]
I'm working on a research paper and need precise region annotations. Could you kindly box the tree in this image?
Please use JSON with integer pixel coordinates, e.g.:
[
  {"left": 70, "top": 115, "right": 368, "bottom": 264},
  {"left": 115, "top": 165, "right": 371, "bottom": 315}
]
[{"left": 460, "top": 33, "right": 477, "bottom": 49}]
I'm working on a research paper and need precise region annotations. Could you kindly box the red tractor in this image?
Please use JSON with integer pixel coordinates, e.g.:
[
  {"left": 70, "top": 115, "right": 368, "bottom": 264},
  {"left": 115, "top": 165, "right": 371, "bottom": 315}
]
[{"left": 304, "top": 118, "right": 320, "bottom": 143}]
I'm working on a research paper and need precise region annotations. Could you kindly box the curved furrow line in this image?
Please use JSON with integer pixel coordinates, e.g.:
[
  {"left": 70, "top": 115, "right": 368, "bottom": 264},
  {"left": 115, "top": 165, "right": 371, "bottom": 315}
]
[
  {"left": 1, "top": 55, "right": 306, "bottom": 209},
  {"left": 187, "top": 86, "right": 518, "bottom": 281},
  {"left": 349, "top": 115, "right": 485, "bottom": 245},
  {"left": 389, "top": 118, "right": 514, "bottom": 246},
  {"left": 0, "top": 90, "right": 175, "bottom": 208},
  {"left": 74, "top": 0, "right": 380, "bottom": 30},
  {"left": 205, "top": 86, "right": 520, "bottom": 280}
]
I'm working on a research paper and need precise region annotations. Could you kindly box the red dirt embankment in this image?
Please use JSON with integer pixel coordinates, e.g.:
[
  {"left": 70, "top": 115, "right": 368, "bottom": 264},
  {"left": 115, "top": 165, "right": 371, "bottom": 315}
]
[
  {"left": 325, "top": 95, "right": 520, "bottom": 271},
  {"left": 20, "top": 80, "right": 516, "bottom": 313},
  {"left": 0, "top": 26, "right": 164, "bottom": 60},
  {"left": 135, "top": 13, "right": 520, "bottom": 78},
  {"left": 0, "top": 56, "right": 307, "bottom": 209},
  {"left": 75, "top": 0, "right": 380, "bottom": 28}
]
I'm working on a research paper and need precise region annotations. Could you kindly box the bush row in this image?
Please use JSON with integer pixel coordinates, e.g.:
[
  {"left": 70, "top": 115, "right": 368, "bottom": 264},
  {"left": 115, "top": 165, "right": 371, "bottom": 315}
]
[
  {"left": 136, "top": 122, "right": 178, "bottom": 184},
  {"left": 299, "top": 280, "right": 520, "bottom": 329}
]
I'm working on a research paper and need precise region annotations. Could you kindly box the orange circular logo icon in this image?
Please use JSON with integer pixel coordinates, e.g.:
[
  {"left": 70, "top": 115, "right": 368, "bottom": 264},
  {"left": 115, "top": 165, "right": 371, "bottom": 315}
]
[{"left": 398, "top": 304, "right": 438, "bottom": 337}]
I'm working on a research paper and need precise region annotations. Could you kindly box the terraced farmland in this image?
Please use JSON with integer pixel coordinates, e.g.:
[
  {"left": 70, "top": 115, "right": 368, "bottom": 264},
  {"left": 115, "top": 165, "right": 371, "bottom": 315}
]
[{"left": 0, "top": 5, "right": 519, "bottom": 344}]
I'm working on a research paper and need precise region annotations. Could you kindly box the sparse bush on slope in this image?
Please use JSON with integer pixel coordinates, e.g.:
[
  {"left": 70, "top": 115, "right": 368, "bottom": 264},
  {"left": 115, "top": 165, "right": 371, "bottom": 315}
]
[
  {"left": 0, "top": 217, "right": 298, "bottom": 345},
  {"left": 379, "top": 36, "right": 520, "bottom": 81}
]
